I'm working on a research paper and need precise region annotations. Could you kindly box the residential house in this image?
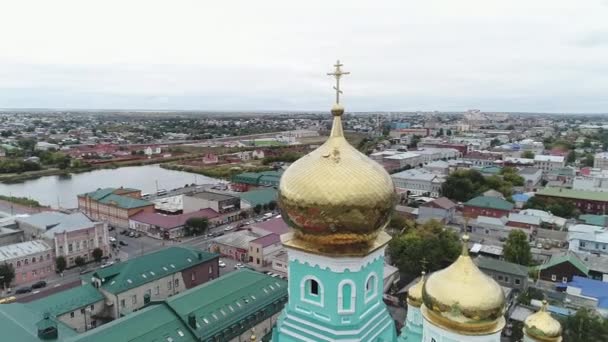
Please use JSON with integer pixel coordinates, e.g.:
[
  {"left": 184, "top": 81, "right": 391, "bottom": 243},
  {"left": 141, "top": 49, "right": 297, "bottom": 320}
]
[
  {"left": 534, "top": 155, "right": 566, "bottom": 172},
  {"left": 210, "top": 230, "right": 259, "bottom": 262},
  {"left": 382, "top": 152, "right": 423, "bottom": 171},
  {"left": 572, "top": 169, "right": 608, "bottom": 192},
  {"left": 567, "top": 224, "right": 608, "bottom": 256},
  {"left": 246, "top": 217, "right": 290, "bottom": 237},
  {"left": 518, "top": 167, "right": 542, "bottom": 190},
  {"left": 182, "top": 192, "right": 241, "bottom": 223},
  {"left": 202, "top": 153, "right": 219, "bottom": 165},
  {"left": 248, "top": 234, "right": 282, "bottom": 267},
  {"left": 536, "top": 251, "right": 589, "bottom": 283},
  {"left": 594, "top": 152, "right": 608, "bottom": 170},
  {"left": 17, "top": 212, "right": 110, "bottom": 268},
  {"left": 463, "top": 196, "right": 514, "bottom": 219},
  {"left": 24, "top": 284, "right": 106, "bottom": 332},
  {"left": 78, "top": 188, "right": 154, "bottom": 228},
  {"left": 469, "top": 216, "right": 530, "bottom": 240},
  {"left": 417, "top": 197, "right": 456, "bottom": 224},
  {"left": 577, "top": 253, "right": 608, "bottom": 282},
  {"left": 475, "top": 257, "right": 529, "bottom": 290},
  {"left": 519, "top": 209, "right": 567, "bottom": 229},
  {"left": 565, "top": 276, "right": 608, "bottom": 316},
  {"left": 0, "top": 240, "right": 54, "bottom": 286},
  {"left": 391, "top": 168, "right": 445, "bottom": 197},
  {"left": 129, "top": 209, "right": 221, "bottom": 239},
  {"left": 535, "top": 188, "right": 608, "bottom": 215},
  {"left": 506, "top": 213, "right": 541, "bottom": 230},
  {"left": 423, "top": 160, "right": 450, "bottom": 175},
  {"left": 88, "top": 246, "right": 219, "bottom": 319},
  {"left": 270, "top": 250, "right": 289, "bottom": 274}
]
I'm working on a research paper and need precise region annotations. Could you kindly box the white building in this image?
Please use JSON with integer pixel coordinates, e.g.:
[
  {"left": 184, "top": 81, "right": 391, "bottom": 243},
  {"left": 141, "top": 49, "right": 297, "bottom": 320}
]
[
  {"left": 568, "top": 224, "right": 608, "bottom": 256},
  {"left": 594, "top": 152, "right": 608, "bottom": 170},
  {"left": 534, "top": 155, "right": 566, "bottom": 172},
  {"left": 518, "top": 167, "right": 542, "bottom": 189},
  {"left": 391, "top": 168, "right": 445, "bottom": 197},
  {"left": 573, "top": 170, "right": 608, "bottom": 192}
]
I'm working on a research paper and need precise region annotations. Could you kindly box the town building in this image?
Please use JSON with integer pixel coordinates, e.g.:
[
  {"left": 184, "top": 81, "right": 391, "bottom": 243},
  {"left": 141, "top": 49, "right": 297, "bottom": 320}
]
[
  {"left": 463, "top": 196, "right": 514, "bottom": 219},
  {"left": 567, "top": 224, "right": 608, "bottom": 256},
  {"left": 519, "top": 209, "right": 567, "bottom": 229},
  {"left": 594, "top": 152, "right": 608, "bottom": 170},
  {"left": 423, "top": 160, "right": 450, "bottom": 175},
  {"left": 416, "top": 197, "right": 456, "bottom": 224},
  {"left": 534, "top": 155, "right": 565, "bottom": 172},
  {"left": 565, "top": 276, "right": 608, "bottom": 316},
  {"left": 17, "top": 212, "right": 110, "bottom": 268},
  {"left": 506, "top": 213, "right": 541, "bottom": 230},
  {"left": 535, "top": 187, "right": 608, "bottom": 215},
  {"left": 77, "top": 187, "right": 154, "bottom": 228},
  {"left": 0, "top": 240, "right": 54, "bottom": 286},
  {"left": 535, "top": 251, "right": 589, "bottom": 283},
  {"left": 87, "top": 246, "right": 219, "bottom": 319},
  {"left": 572, "top": 169, "right": 608, "bottom": 192},
  {"left": 211, "top": 230, "right": 260, "bottom": 262},
  {"left": 383, "top": 151, "right": 423, "bottom": 170},
  {"left": 129, "top": 209, "right": 221, "bottom": 239},
  {"left": 238, "top": 188, "right": 278, "bottom": 212},
  {"left": 231, "top": 171, "right": 282, "bottom": 192},
  {"left": 460, "top": 150, "right": 502, "bottom": 167},
  {"left": 248, "top": 233, "right": 282, "bottom": 267},
  {"left": 475, "top": 257, "right": 529, "bottom": 290},
  {"left": 391, "top": 168, "right": 445, "bottom": 197},
  {"left": 182, "top": 191, "right": 241, "bottom": 223},
  {"left": 518, "top": 167, "right": 542, "bottom": 190},
  {"left": 246, "top": 217, "right": 290, "bottom": 237},
  {"left": 24, "top": 283, "right": 106, "bottom": 332}
]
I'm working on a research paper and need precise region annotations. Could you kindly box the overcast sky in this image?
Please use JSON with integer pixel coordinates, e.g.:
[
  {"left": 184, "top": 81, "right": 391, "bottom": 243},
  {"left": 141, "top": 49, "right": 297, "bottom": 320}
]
[{"left": 2, "top": 0, "right": 608, "bottom": 112}]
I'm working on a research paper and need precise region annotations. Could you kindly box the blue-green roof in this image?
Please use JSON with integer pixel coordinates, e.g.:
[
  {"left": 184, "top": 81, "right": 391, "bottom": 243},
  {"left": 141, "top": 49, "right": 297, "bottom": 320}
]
[
  {"left": 238, "top": 188, "right": 277, "bottom": 207},
  {"left": 579, "top": 214, "right": 608, "bottom": 227},
  {"left": 25, "top": 284, "right": 104, "bottom": 316},
  {"left": 465, "top": 196, "right": 514, "bottom": 211},
  {"left": 79, "top": 188, "right": 152, "bottom": 209},
  {"left": 537, "top": 187, "right": 608, "bottom": 202},
  {"left": 91, "top": 246, "right": 218, "bottom": 294},
  {"left": 0, "top": 304, "right": 77, "bottom": 342},
  {"left": 232, "top": 171, "right": 282, "bottom": 186}
]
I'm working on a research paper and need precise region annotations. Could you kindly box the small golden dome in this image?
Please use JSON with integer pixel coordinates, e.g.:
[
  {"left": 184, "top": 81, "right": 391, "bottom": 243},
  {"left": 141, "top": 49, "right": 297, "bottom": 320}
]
[
  {"left": 407, "top": 271, "right": 426, "bottom": 307},
  {"left": 524, "top": 301, "right": 562, "bottom": 342},
  {"left": 421, "top": 235, "right": 506, "bottom": 334}
]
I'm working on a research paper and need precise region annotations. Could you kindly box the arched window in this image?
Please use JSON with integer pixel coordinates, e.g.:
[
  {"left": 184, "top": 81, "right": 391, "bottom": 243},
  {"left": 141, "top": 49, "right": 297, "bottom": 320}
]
[
  {"left": 338, "top": 280, "right": 356, "bottom": 314},
  {"left": 364, "top": 272, "right": 378, "bottom": 303},
  {"left": 300, "top": 276, "right": 324, "bottom": 307}
]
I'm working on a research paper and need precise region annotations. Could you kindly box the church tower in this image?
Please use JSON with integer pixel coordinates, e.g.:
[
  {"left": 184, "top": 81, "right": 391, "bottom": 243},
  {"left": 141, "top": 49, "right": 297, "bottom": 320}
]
[
  {"left": 271, "top": 61, "right": 397, "bottom": 342},
  {"left": 421, "top": 235, "right": 507, "bottom": 342}
]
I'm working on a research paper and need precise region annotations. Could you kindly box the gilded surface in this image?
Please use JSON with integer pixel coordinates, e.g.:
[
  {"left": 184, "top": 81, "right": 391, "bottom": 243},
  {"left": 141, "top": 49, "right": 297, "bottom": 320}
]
[
  {"left": 278, "top": 113, "right": 396, "bottom": 252},
  {"left": 524, "top": 301, "right": 563, "bottom": 341},
  {"left": 407, "top": 271, "right": 425, "bottom": 308},
  {"left": 421, "top": 238, "right": 506, "bottom": 334}
]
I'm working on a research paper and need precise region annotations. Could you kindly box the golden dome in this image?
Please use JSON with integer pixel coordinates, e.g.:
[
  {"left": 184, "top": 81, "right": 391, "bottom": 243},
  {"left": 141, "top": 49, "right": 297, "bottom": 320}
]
[
  {"left": 278, "top": 62, "right": 395, "bottom": 255},
  {"left": 421, "top": 235, "right": 506, "bottom": 335},
  {"left": 524, "top": 301, "right": 562, "bottom": 342},
  {"left": 407, "top": 271, "right": 426, "bottom": 307}
]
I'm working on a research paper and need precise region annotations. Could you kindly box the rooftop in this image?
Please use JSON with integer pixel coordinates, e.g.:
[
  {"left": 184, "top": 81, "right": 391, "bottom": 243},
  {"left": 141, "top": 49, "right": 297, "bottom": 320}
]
[
  {"left": 391, "top": 168, "right": 439, "bottom": 181},
  {"left": 0, "top": 304, "right": 77, "bottom": 342},
  {"left": 534, "top": 155, "right": 565, "bottom": 163},
  {"left": 213, "top": 230, "right": 259, "bottom": 250},
  {"left": 465, "top": 196, "right": 514, "bottom": 211},
  {"left": 537, "top": 251, "right": 589, "bottom": 275},
  {"left": 423, "top": 197, "right": 456, "bottom": 210},
  {"left": 536, "top": 187, "right": 608, "bottom": 202},
  {"left": 0, "top": 240, "right": 52, "bottom": 262},
  {"left": 567, "top": 276, "right": 608, "bottom": 309},
  {"left": 475, "top": 256, "right": 529, "bottom": 277},
  {"left": 91, "top": 246, "right": 218, "bottom": 294},
  {"left": 250, "top": 233, "right": 281, "bottom": 247},
  {"left": 188, "top": 191, "right": 236, "bottom": 202},
  {"left": 25, "top": 284, "right": 104, "bottom": 317},
  {"left": 248, "top": 217, "right": 290, "bottom": 235},
  {"left": 130, "top": 209, "right": 220, "bottom": 230},
  {"left": 238, "top": 188, "right": 277, "bottom": 207},
  {"left": 79, "top": 188, "right": 153, "bottom": 209},
  {"left": 519, "top": 167, "right": 541, "bottom": 175},
  {"left": 507, "top": 213, "right": 541, "bottom": 226}
]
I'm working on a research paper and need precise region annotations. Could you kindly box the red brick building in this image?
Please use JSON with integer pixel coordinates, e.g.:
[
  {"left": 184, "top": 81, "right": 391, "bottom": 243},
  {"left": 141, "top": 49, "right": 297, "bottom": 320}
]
[
  {"left": 78, "top": 187, "right": 155, "bottom": 228},
  {"left": 535, "top": 188, "right": 608, "bottom": 215},
  {"left": 463, "top": 196, "right": 514, "bottom": 219}
]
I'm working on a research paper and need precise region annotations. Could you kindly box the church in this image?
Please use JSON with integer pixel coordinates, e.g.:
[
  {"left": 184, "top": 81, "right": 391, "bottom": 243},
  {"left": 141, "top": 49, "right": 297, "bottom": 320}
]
[{"left": 271, "top": 61, "right": 563, "bottom": 342}]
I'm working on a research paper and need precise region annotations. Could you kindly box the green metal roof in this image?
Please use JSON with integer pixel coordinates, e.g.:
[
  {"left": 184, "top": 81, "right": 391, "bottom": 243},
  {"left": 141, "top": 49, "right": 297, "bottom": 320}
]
[
  {"left": 167, "top": 269, "right": 287, "bottom": 341},
  {"left": 537, "top": 187, "right": 608, "bottom": 202},
  {"left": 66, "top": 304, "right": 196, "bottom": 342},
  {"left": 25, "top": 284, "right": 104, "bottom": 317},
  {"left": 232, "top": 171, "right": 282, "bottom": 186},
  {"left": 479, "top": 166, "right": 502, "bottom": 175},
  {"left": 0, "top": 304, "right": 77, "bottom": 342},
  {"left": 238, "top": 188, "right": 278, "bottom": 207},
  {"left": 79, "top": 188, "right": 152, "bottom": 209},
  {"left": 92, "top": 246, "right": 218, "bottom": 294},
  {"left": 475, "top": 256, "right": 529, "bottom": 277},
  {"left": 536, "top": 252, "right": 589, "bottom": 275},
  {"left": 579, "top": 214, "right": 608, "bottom": 227},
  {"left": 465, "top": 196, "right": 514, "bottom": 211}
]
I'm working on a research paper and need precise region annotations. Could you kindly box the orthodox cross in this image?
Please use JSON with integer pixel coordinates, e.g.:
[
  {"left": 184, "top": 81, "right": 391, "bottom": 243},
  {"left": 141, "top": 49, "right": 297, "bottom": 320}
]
[{"left": 327, "top": 60, "right": 350, "bottom": 104}]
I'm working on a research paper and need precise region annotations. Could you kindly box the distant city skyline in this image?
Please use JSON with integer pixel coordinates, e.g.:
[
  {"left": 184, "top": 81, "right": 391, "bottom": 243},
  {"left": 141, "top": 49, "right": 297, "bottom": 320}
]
[{"left": 2, "top": 1, "right": 608, "bottom": 113}]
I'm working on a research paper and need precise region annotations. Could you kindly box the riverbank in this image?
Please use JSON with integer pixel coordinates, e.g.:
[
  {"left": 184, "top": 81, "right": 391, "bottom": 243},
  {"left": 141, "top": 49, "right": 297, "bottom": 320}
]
[
  {"left": 0, "top": 153, "right": 203, "bottom": 184},
  {"left": 161, "top": 163, "right": 273, "bottom": 180}
]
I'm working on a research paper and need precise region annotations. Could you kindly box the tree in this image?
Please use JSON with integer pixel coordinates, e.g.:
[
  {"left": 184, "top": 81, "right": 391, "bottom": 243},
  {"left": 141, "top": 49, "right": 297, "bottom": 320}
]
[
  {"left": 55, "top": 256, "right": 67, "bottom": 273},
  {"left": 446, "top": 129, "right": 452, "bottom": 136},
  {"left": 524, "top": 196, "right": 578, "bottom": 219},
  {"left": 566, "top": 150, "right": 576, "bottom": 164},
  {"left": 268, "top": 200, "right": 277, "bottom": 211},
  {"left": 253, "top": 204, "right": 263, "bottom": 215},
  {"left": 0, "top": 263, "right": 15, "bottom": 288},
  {"left": 521, "top": 151, "right": 535, "bottom": 159},
  {"left": 92, "top": 248, "right": 104, "bottom": 263},
  {"left": 389, "top": 220, "right": 461, "bottom": 276},
  {"left": 584, "top": 153, "right": 595, "bottom": 167},
  {"left": 563, "top": 308, "right": 608, "bottom": 342},
  {"left": 184, "top": 217, "right": 209, "bottom": 236},
  {"left": 75, "top": 256, "right": 86, "bottom": 268},
  {"left": 500, "top": 167, "right": 525, "bottom": 186},
  {"left": 503, "top": 230, "right": 532, "bottom": 266}
]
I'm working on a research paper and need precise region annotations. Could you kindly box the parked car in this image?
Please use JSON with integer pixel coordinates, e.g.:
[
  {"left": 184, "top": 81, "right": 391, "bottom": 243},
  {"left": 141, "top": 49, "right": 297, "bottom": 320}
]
[
  {"left": 15, "top": 287, "right": 32, "bottom": 294},
  {"left": 108, "top": 226, "right": 115, "bottom": 231},
  {"left": 224, "top": 225, "right": 234, "bottom": 231},
  {"left": 119, "top": 241, "right": 128, "bottom": 246},
  {"left": 234, "top": 263, "right": 243, "bottom": 269},
  {"left": 134, "top": 232, "right": 141, "bottom": 238},
  {"left": 101, "top": 261, "right": 114, "bottom": 268},
  {"left": 31, "top": 281, "right": 47, "bottom": 289},
  {"left": 219, "top": 261, "right": 226, "bottom": 268},
  {"left": 128, "top": 231, "right": 135, "bottom": 238},
  {"left": 109, "top": 237, "right": 117, "bottom": 243},
  {"left": 120, "top": 230, "right": 128, "bottom": 235}
]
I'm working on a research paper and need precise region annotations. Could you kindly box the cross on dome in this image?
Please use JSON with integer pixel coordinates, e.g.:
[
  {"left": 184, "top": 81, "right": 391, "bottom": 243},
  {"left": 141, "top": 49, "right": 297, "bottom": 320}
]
[{"left": 327, "top": 60, "right": 350, "bottom": 104}]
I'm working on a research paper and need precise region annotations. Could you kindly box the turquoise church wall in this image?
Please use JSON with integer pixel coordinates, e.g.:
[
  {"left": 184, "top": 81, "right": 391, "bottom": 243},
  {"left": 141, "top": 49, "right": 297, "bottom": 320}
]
[{"left": 272, "top": 249, "right": 397, "bottom": 341}]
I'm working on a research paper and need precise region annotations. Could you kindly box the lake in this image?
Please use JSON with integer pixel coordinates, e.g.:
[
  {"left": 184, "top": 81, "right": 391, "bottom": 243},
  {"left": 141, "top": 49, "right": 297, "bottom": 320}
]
[{"left": 0, "top": 164, "right": 219, "bottom": 209}]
